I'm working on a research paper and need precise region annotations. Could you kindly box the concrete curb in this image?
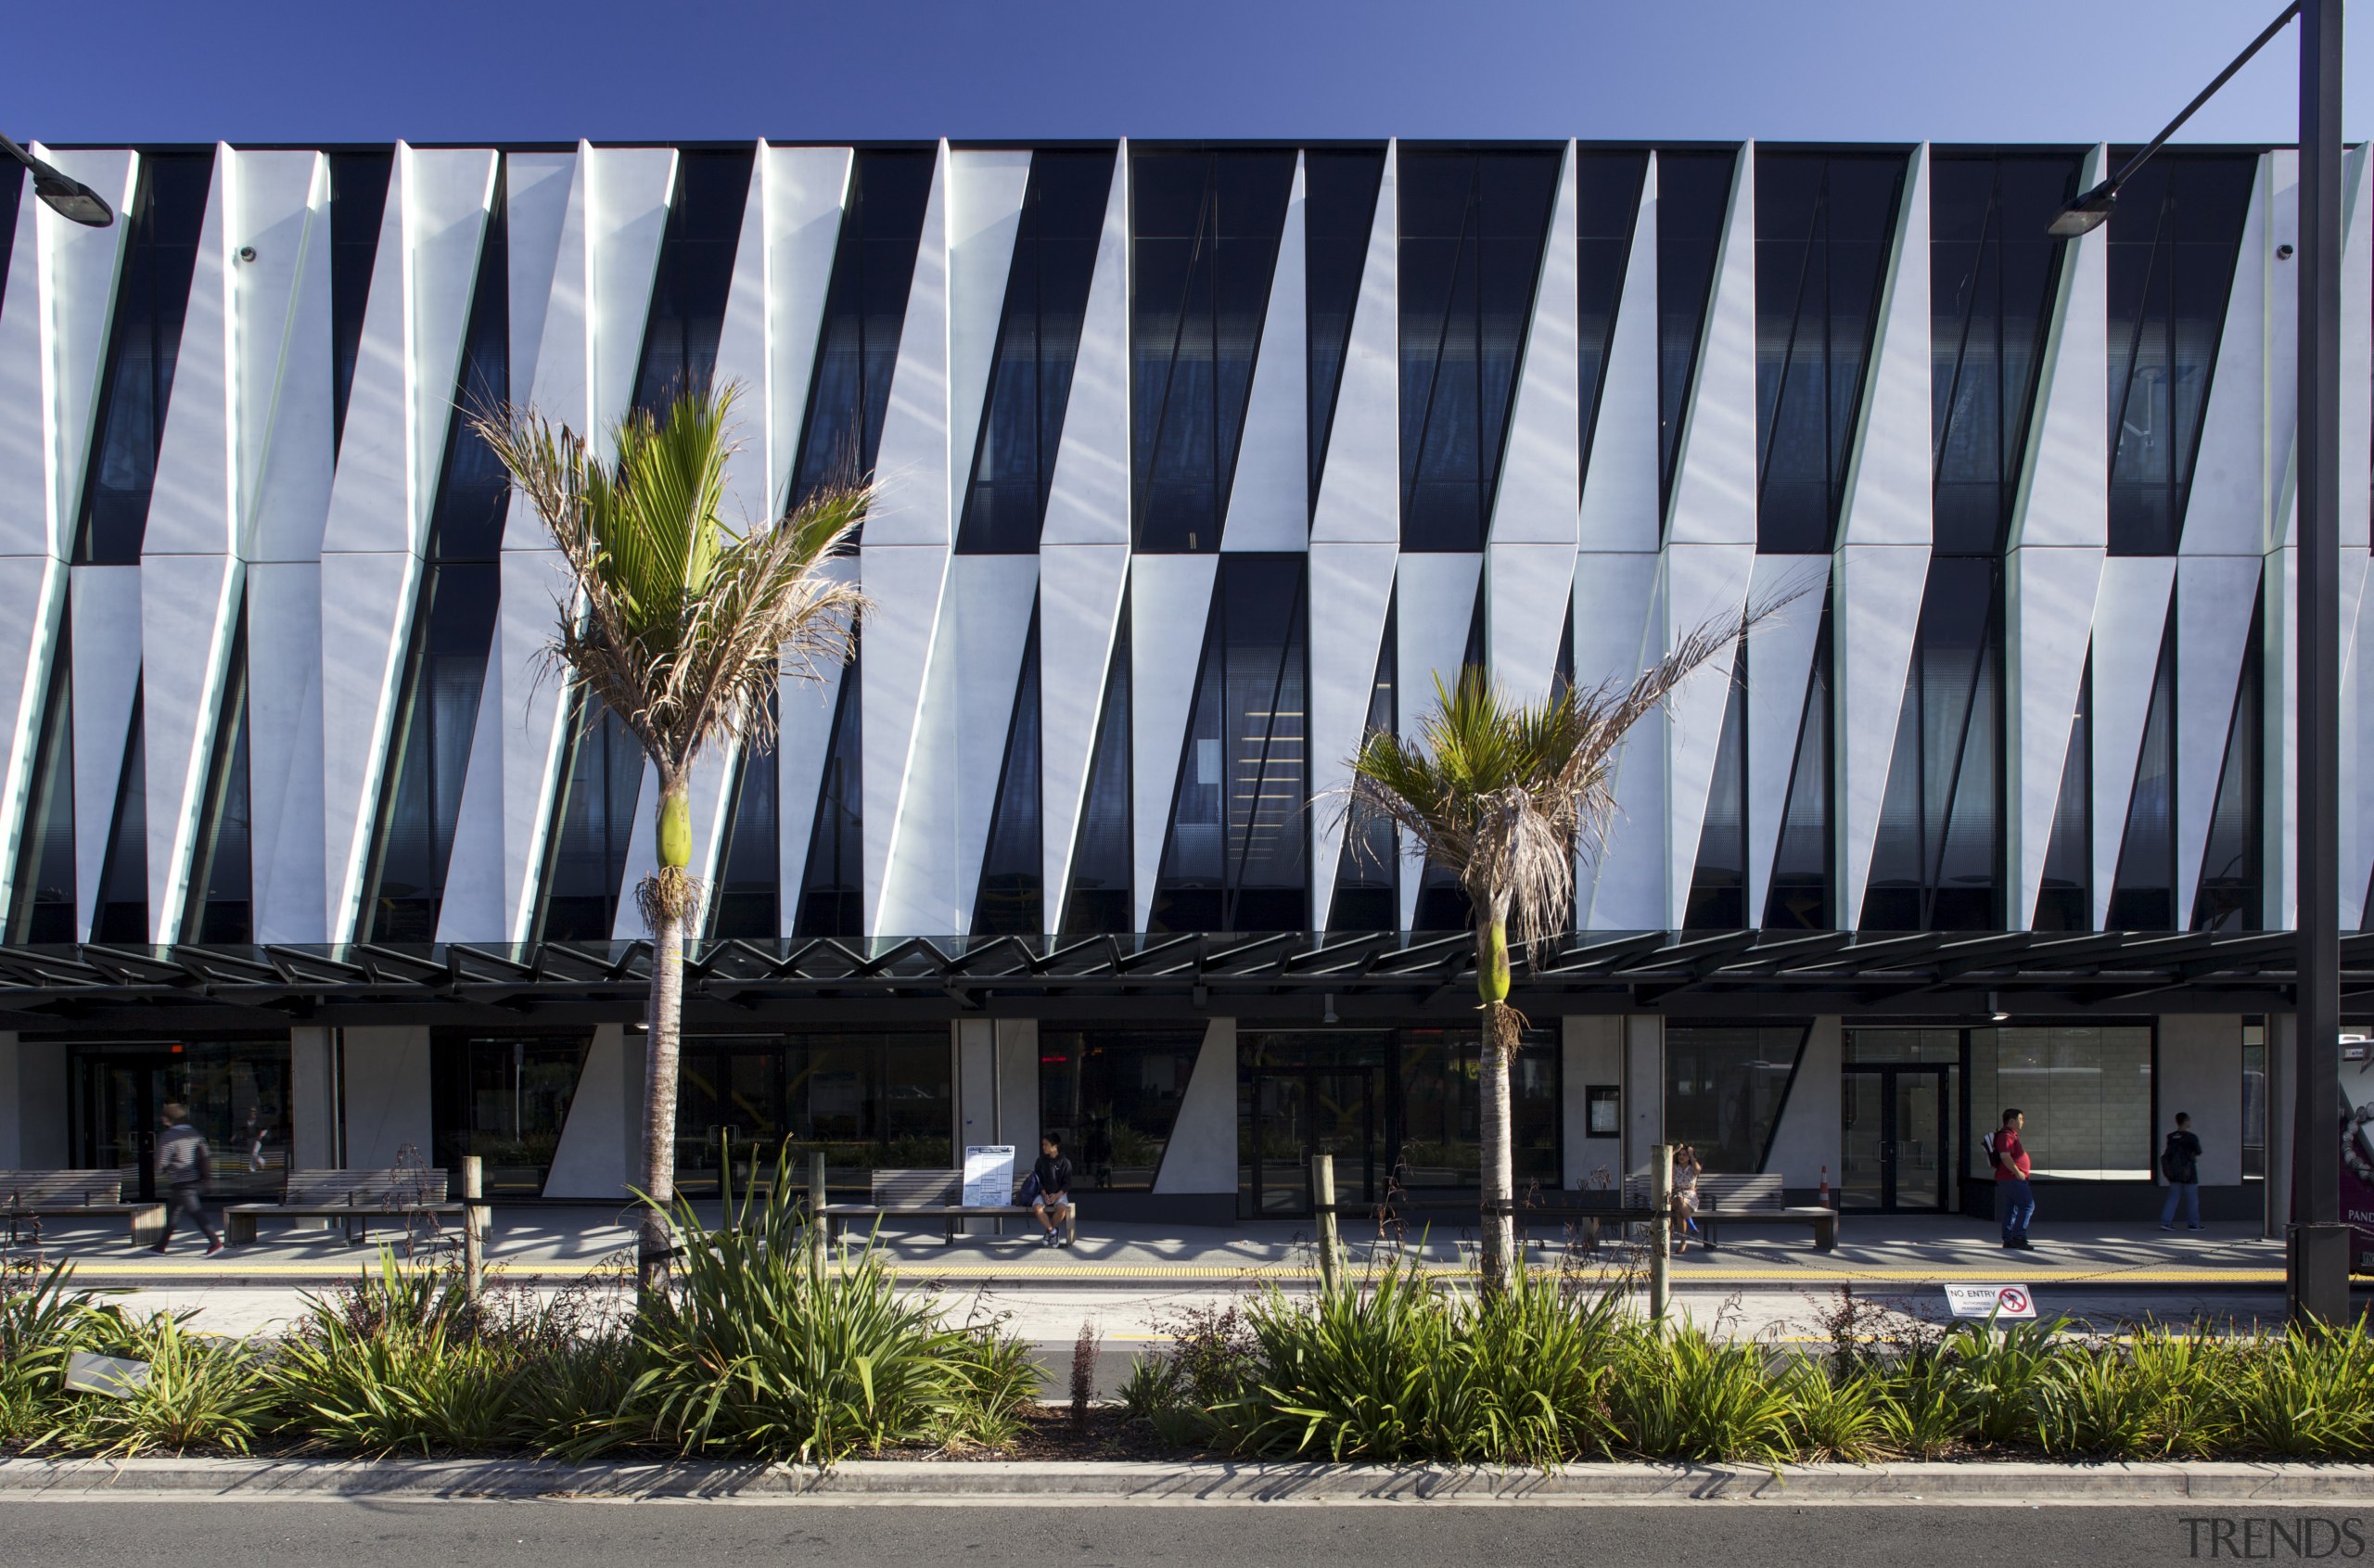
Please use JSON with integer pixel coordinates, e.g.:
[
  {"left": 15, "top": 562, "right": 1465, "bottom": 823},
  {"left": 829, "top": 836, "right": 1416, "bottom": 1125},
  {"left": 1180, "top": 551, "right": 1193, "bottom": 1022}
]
[{"left": 4, "top": 1457, "right": 2373, "bottom": 1503}]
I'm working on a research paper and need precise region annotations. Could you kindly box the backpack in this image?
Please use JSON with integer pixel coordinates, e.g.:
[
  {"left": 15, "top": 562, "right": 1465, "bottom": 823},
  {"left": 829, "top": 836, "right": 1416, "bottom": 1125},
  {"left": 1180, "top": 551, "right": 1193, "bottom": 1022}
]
[{"left": 1984, "top": 1131, "right": 2003, "bottom": 1172}]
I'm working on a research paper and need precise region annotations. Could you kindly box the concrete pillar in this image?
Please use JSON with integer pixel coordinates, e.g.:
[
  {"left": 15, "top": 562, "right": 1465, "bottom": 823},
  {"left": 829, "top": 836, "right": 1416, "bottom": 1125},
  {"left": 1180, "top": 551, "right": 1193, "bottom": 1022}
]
[
  {"left": 1562, "top": 1015, "right": 1623, "bottom": 1190},
  {"left": 289, "top": 1026, "right": 338, "bottom": 1169},
  {"left": 1623, "top": 1013, "right": 1663, "bottom": 1177},
  {"left": 337, "top": 1026, "right": 435, "bottom": 1169},
  {"left": 0, "top": 1036, "right": 68, "bottom": 1168},
  {"left": 544, "top": 1024, "right": 637, "bottom": 1201},
  {"left": 995, "top": 1017, "right": 1039, "bottom": 1155},
  {"left": 1153, "top": 1016, "right": 1237, "bottom": 1194},
  {"left": 1763, "top": 1016, "right": 1843, "bottom": 1195},
  {"left": 2157, "top": 1014, "right": 2244, "bottom": 1186}
]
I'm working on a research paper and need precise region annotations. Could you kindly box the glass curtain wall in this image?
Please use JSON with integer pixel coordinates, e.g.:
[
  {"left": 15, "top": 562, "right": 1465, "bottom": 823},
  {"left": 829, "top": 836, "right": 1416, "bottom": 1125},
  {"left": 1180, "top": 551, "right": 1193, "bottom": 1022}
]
[
  {"left": 328, "top": 149, "right": 394, "bottom": 453},
  {"left": 1062, "top": 608, "right": 1133, "bottom": 933},
  {"left": 630, "top": 147, "right": 752, "bottom": 414},
  {"left": 1664, "top": 1025, "right": 1806, "bottom": 1177},
  {"left": 707, "top": 693, "right": 780, "bottom": 939},
  {"left": 184, "top": 611, "right": 253, "bottom": 943},
  {"left": 1969, "top": 1025, "right": 2152, "bottom": 1180},
  {"left": 429, "top": 1033, "right": 590, "bottom": 1197},
  {"left": 974, "top": 608, "right": 1044, "bottom": 934},
  {"left": 1863, "top": 557, "right": 2002, "bottom": 929},
  {"left": 1039, "top": 1026, "right": 1204, "bottom": 1191},
  {"left": 795, "top": 655, "right": 863, "bottom": 937},
  {"left": 537, "top": 699, "right": 643, "bottom": 942},
  {"left": 1304, "top": 147, "right": 1387, "bottom": 507},
  {"left": 1330, "top": 599, "right": 1399, "bottom": 931},
  {"left": 7, "top": 622, "right": 75, "bottom": 942},
  {"left": 1576, "top": 151, "right": 1650, "bottom": 480},
  {"left": 93, "top": 692, "right": 149, "bottom": 943},
  {"left": 674, "top": 1030, "right": 952, "bottom": 1194},
  {"left": 1654, "top": 148, "right": 1736, "bottom": 520},
  {"left": 1764, "top": 598, "right": 1834, "bottom": 928},
  {"left": 2107, "top": 614, "right": 2177, "bottom": 928}
]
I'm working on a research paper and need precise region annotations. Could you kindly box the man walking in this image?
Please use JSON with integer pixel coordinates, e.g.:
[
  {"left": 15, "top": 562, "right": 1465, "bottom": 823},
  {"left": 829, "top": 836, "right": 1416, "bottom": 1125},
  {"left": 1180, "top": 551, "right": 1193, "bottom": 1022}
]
[
  {"left": 2159, "top": 1111, "right": 2204, "bottom": 1231},
  {"left": 152, "top": 1103, "right": 224, "bottom": 1256},
  {"left": 1989, "top": 1107, "right": 2035, "bottom": 1251}
]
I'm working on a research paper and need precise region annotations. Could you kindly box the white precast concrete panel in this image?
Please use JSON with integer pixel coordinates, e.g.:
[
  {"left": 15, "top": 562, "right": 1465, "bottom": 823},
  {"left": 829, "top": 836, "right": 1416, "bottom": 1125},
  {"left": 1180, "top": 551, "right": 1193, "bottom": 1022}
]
[
  {"left": 1129, "top": 554, "right": 1219, "bottom": 931},
  {"left": 1487, "top": 542, "right": 1576, "bottom": 707},
  {"left": 866, "top": 143, "right": 951, "bottom": 549},
  {"left": 1221, "top": 153, "right": 1308, "bottom": 554},
  {"left": 1487, "top": 142, "right": 1579, "bottom": 547},
  {"left": 1578, "top": 154, "right": 1658, "bottom": 555},
  {"left": 141, "top": 147, "right": 236, "bottom": 559},
  {"left": 1393, "top": 553, "right": 1484, "bottom": 928},
  {"left": 0, "top": 557, "right": 60, "bottom": 907},
  {"left": 1834, "top": 542, "right": 1929, "bottom": 926},
  {"left": 1573, "top": 551, "right": 1666, "bottom": 928},
  {"left": 317, "top": 549, "right": 421, "bottom": 937},
  {"left": 761, "top": 147, "right": 853, "bottom": 510},
  {"left": 606, "top": 749, "right": 735, "bottom": 943},
  {"left": 708, "top": 146, "right": 773, "bottom": 532},
  {"left": 1040, "top": 144, "right": 1130, "bottom": 548},
  {"left": 1152, "top": 1017, "right": 1238, "bottom": 1195},
  {"left": 432, "top": 552, "right": 520, "bottom": 944},
  {"left": 1761, "top": 1017, "right": 1842, "bottom": 1188},
  {"left": 138, "top": 551, "right": 240, "bottom": 938},
  {"left": 542, "top": 1024, "right": 634, "bottom": 1199},
  {"left": 502, "top": 152, "right": 576, "bottom": 419},
  {"left": 1838, "top": 149, "right": 1930, "bottom": 549},
  {"left": 2182, "top": 154, "right": 2282, "bottom": 559},
  {"left": 62, "top": 574, "right": 124, "bottom": 933},
  {"left": 2011, "top": 149, "right": 2111, "bottom": 551},
  {"left": 0, "top": 149, "right": 136, "bottom": 560},
  {"left": 246, "top": 561, "right": 326, "bottom": 942},
  {"left": 2006, "top": 545, "right": 2105, "bottom": 925},
  {"left": 946, "top": 148, "right": 1031, "bottom": 505},
  {"left": 1037, "top": 542, "right": 1129, "bottom": 911},
  {"left": 235, "top": 151, "right": 335, "bottom": 566},
  {"left": 775, "top": 604, "right": 850, "bottom": 939},
  {"left": 2087, "top": 555, "right": 2178, "bottom": 929},
  {"left": 1307, "top": 541, "right": 1396, "bottom": 927},
  {"left": 944, "top": 555, "right": 1040, "bottom": 932},
  {"left": 482, "top": 546, "right": 589, "bottom": 944},
  {"left": 1663, "top": 542, "right": 1755, "bottom": 924},
  {"left": 873, "top": 555, "right": 1002, "bottom": 940},
  {"left": 859, "top": 546, "right": 950, "bottom": 937},
  {"left": 1311, "top": 142, "right": 1397, "bottom": 546},
  {"left": 1664, "top": 147, "right": 1754, "bottom": 549},
  {"left": 2173, "top": 554, "right": 2264, "bottom": 924},
  {"left": 583, "top": 146, "right": 677, "bottom": 459},
  {"left": 1742, "top": 555, "right": 1826, "bottom": 923}
]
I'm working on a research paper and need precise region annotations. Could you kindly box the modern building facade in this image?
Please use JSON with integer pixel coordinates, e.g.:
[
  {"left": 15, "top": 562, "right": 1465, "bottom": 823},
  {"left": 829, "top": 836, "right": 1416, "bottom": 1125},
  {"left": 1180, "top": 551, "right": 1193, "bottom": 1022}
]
[{"left": 0, "top": 137, "right": 2365, "bottom": 1228}]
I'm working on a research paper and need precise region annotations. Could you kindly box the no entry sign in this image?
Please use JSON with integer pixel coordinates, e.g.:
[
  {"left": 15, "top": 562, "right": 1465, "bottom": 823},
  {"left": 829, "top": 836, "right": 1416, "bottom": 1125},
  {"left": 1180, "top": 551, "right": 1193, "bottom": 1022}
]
[{"left": 1945, "top": 1283, "right": 2036, "bottom": 1319}]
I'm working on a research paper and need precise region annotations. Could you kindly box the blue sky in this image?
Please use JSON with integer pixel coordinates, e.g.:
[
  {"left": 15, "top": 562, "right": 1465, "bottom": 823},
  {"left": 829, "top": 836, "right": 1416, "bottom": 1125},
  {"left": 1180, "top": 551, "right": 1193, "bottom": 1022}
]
[{"left": 6, "top": 0, "right": 2365, "bottom": 146}]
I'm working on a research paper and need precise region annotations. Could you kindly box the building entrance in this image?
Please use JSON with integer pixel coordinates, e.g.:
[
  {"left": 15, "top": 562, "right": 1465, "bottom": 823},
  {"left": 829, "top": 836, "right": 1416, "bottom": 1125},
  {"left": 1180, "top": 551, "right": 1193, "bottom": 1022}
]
[
  {"left": 1240, "top": 1065, "right": 1377, "bottom": 1217},
  {"left": 1840, "top": 1064, "right": 1952, "bottom": 1212},
  {"left": 70, "top": 1041, "right": 290, "bottom": 1201}
]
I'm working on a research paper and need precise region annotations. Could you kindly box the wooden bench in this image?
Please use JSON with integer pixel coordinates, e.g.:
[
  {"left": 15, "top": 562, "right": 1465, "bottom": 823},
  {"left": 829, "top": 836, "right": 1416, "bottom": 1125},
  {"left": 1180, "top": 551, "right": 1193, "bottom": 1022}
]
[
  {"left": 1615, "top": 1172, "right": 1838, "bottom": 1252},
  {"left": 0, "top": 1170, "right": 166, "bottom": 1247},
  {"left": 819, "top": 1168, "right": 1079, "bottom": 1244},
  {"left": 224, "top": 1169, "right": 487, "bottom": 1245}
]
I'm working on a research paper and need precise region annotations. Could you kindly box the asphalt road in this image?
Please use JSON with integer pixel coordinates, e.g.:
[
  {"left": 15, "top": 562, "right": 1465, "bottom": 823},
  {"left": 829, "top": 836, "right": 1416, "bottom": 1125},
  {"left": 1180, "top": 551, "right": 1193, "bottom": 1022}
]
[{"left": 4, "top": 1499, "right": 2364, "bottom": 1567}]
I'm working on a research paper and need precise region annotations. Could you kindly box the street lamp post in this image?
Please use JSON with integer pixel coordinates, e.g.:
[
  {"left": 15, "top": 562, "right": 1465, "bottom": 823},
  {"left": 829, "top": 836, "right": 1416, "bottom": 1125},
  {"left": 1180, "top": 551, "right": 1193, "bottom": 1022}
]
[
  {"left": 2050, "top": 0, "right": 2351, "bottom": 1326},
  {"left": 0, "top": 133, "right": 114, "bottom": 227}
]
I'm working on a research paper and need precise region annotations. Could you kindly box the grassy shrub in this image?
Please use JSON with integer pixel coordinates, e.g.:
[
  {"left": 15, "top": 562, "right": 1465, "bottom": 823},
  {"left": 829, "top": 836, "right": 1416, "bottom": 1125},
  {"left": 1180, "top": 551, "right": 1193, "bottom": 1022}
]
[
  {"left": 0, "top": 1263, "right": 129, "bottom": 1446},
  {"left": 1610, "top": 1322, "right": 1793, "bottom": 1464},
  {"left": 2217, "top": 1321, "right": 2374, "bottom": 1459},
  {"left": 1780, "top": 1360, "right": 1889, "bottom": 1463},
  {"left": 1947, "top": 1317, "right": 2067, "bottom": 1447},
  {"left": 43, "top": 1314, "right": 275, "bottom": 1458}
]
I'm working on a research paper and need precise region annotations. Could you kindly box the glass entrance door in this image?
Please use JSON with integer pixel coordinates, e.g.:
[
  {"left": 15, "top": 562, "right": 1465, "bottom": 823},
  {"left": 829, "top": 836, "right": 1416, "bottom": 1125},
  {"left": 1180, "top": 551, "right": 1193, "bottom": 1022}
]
[
  {"left": 1839, "top": 1065, "right": 1950, "bottom": 1211},
  {"left": 72, "top": 1043, "right": 291, "bottom": 1202},
  {"left": 1240, "top": 1068, "right": 1375, "bottom": 1217}
]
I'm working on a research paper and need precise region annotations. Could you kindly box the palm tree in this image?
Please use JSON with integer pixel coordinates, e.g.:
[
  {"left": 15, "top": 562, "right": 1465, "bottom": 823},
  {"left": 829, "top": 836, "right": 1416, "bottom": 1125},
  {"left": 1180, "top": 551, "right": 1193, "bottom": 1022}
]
[
  {"left": 1346, "top": 607, "right": 1776, "bottom": 1294},
  {"left": 479, "top": 384, "right": 868, "bottom": 1290}
]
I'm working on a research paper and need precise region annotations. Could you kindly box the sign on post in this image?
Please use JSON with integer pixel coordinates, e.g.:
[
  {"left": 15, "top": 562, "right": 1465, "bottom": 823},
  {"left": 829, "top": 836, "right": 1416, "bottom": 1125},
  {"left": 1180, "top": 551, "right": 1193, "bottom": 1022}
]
[
  {"left": 1944, "top": 1283, "right": 2036, "bottom": 1319},
  {"left": 963, "top": 1145, "right": 1016, "bottom": 1207}
]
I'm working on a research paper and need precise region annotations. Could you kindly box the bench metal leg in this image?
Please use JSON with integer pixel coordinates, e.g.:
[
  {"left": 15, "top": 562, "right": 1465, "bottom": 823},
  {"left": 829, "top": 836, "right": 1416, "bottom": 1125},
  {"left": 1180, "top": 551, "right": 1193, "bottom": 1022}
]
[
  {"left": 226, "top": 1211, "right": 258, "bottom": 1246},
  {"left": 1699, "top": 1219, "right": 1719, "bottom": 1252}
]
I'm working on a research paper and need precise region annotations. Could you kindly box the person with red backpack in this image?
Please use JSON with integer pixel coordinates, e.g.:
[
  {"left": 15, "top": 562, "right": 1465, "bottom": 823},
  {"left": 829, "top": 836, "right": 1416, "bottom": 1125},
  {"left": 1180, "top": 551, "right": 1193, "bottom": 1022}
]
[{"left": 1985, "top": 1107, "right": 2035, "bottom": 1251}]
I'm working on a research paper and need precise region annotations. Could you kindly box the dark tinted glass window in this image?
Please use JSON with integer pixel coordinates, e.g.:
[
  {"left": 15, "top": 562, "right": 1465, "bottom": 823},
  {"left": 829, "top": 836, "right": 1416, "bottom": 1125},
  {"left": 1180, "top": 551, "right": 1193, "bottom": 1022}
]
[
  {"left": 1576, "top": 151, "right": 1648, "bottom": 484},
  {"left": 2194, "top": 591, "right": 2263, "bottom": 931},
  {"left": 1655, "top": 149, "right": 1737, "bottom": 519},
  {"left": 1684, "top": 649, "right": 1747, "bottom": 927},
  {"left": 1131, "top": 147, "right": 1295, "bottom": 553},
  {"left": 1666, "top": 1025, "right": 1804, "bottom": 1175},
  {"left": 185, "top": 611, "right": 252, "bottom": 944},
  {"left": 538, "top": 698, "right": 644, "bottom": 943},
  {"left": 708, "top": 698, "right": 780, "bottom": 940},
  {"left": 2036, "top": 657, "right": 2091, "bottom": 931},
  {"left": 429, "top": 1033, "right": 589, "bottom": 1198},
  {"left": 1764, "top": 600, "right": 1832, "bottom": 929},
  {"left": 957, "top": 149, "right": 1111, "bottom": 555},
  {"left": 2105, "top": 152, "right": 2255, "bottom": 555},
  {"left": 789, "top": 148, "right": 934, "bottom": 507},
  {"left": 1862, "top": 557, "right": 2001, "bottom": 930},
  {"left": 1930, "top": 152, "right": 2082, "bottom": 555},
  {"left": 423, "top": 175, "right": 512, "bottom": 564},
  {"left": 327, "top": 149, "right": 394, "bottom": 453},
  {"left": 1040, "top": 1026, "right": 1205, "bottom": 1191},
  {"left": 1062, "top": 612, "right": 1132, "bottom": 933},
  {"left": 673, "top": 1031, "right": 951, "bottom": 1194},
  {"left": 1394, "top": 1026, "right": 1560, "bottom": 1189},
  {"left": 1755, "top": 150, "right": 1904, "bottom": 554},
  {"left": 6, "top": 621, "right": 74, "bottom": 943},
  {"left": 93, "top": 691, "right": 148, "bottom": 943},
  {"left": 632, "top": 147, "right": 753, "bottom": 415},
  {"left": 1397, "top": 147, "right": 1561, "bottom": 553},
  {"left": 974, "top": 608, "right": 1043, "bottom": 934},
  {"left": 1151, "top": 555, "right": 1309, "bottom": 932},
  {"left": 1411, "top": 585, "right": 1484, "bottom": 930},
  {"left": 795, "top": 655, "right": 864, "bottom": 937},
  {"left": 1331, "top": 597, "right": 1398, "bottom": 931},
  {"left": 1305, "top": 147, "right": 1386, "bottom": 508},
  {"left": 76, "top": 150, "right": 214, "bottom": 565},
  {"left": 2106, "top": 609, "right": 2177, "bottom": 928},
  {"left": 0, "top": 161, "right": 20, "bottom": 310}
]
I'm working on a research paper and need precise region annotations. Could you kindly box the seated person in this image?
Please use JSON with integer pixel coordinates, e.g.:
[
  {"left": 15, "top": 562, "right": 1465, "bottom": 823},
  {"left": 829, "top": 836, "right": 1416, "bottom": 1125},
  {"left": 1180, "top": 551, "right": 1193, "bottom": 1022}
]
[{"left": 1029, "top": 1133, "right": 1074, "bottom": 1247}]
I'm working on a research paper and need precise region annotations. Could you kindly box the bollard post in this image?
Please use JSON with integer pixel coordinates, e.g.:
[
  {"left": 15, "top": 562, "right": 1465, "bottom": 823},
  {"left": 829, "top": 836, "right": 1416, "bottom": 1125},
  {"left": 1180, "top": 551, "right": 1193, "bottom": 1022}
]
[
  {"left": 719, "top": 1127, "right": 735, "bottom": 1212},
  {"left": 1310, "top": 1152, "right": 1341, "bottom": 1292},
  {"left": 1648, "top": 1142, "right": 1671, "bottom": 1322},
  {"left": 809, "top": 1150, "right": 828, "bottom": 1279},
  {"left": 461, "top": 1154, "right": 484, "bottom": 1302}
]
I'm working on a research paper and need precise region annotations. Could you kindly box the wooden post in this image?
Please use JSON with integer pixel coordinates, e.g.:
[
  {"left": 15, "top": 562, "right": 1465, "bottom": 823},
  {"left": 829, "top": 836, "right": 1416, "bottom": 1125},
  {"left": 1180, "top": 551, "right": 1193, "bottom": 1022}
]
[
  {"left": 808, "top": 1150, "right": 828, "bottom": 1277},
  {"left": 461, "top": 1155, "right": 483, "bottom": 1301},
  {"left": 719, "top": 1127, "right": 735, "bottom": 1212},
  {"left": 1310, "top": 1152, "right": 1340, "bottom": 1292},
  {"left": 1648, "top": 1143, "right": 1671, "bottom": 1322}
]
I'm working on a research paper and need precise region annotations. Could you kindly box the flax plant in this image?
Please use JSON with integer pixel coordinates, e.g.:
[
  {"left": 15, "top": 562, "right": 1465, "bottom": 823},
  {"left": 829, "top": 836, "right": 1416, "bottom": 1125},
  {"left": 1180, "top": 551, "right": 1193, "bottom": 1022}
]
[
  {"left": 478, "top": 385, "right": 869, "bottom": 1290},
  {"left": 1346, "top": 606, "right": 1778, "bottom": 1291}
]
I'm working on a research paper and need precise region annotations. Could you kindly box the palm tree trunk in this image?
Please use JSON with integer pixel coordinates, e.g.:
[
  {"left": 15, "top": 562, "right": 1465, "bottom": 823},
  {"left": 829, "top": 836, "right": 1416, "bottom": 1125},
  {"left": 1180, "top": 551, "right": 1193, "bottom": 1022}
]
[
  {"left": 637, "top": 782, "right": 696, "bottom": 1295},
  {"left": 1474, "top": 918, "right": 1516, "bottom": 1295}
]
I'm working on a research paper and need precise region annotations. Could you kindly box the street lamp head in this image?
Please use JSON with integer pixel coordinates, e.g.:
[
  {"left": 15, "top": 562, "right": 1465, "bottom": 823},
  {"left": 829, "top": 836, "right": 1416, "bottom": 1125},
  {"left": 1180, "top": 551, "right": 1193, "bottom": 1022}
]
[
  {"left": 2049, "top": 181, "right": 2119, "bottom": 238},
  {"left": 32, "top": 171, "right": 114, "bottom": 228}
]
